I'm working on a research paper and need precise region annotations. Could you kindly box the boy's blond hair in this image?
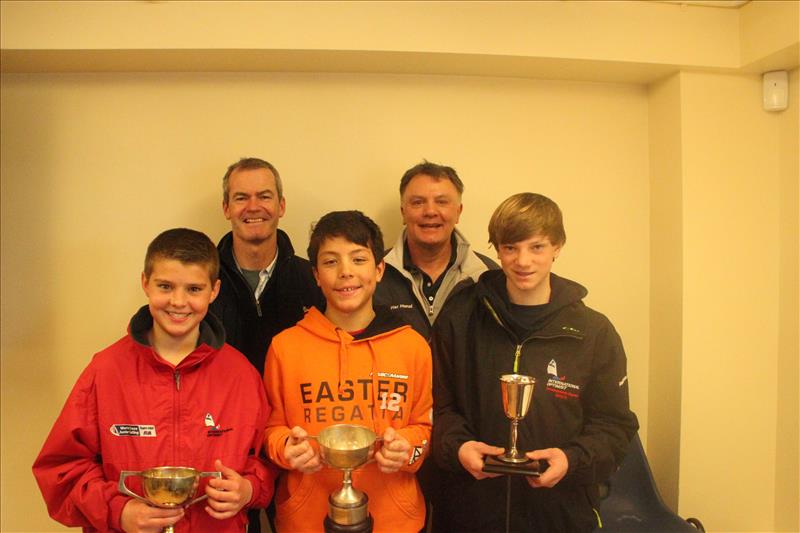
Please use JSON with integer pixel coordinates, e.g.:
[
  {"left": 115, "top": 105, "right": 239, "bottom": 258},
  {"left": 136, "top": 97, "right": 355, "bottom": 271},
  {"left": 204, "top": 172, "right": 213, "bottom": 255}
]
[{"left": 488, "top": 193, "right": 566, "bottom": 249}]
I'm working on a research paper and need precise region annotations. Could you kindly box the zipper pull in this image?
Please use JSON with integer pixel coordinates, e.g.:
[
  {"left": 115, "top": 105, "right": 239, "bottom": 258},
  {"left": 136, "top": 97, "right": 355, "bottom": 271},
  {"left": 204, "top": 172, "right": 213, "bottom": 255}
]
[
  {"left": 428, "top": 304, "right": 434, "bottom": 317},
  {"left": 174, "top": 370, "right": 181, "bottom": 391},
  {"left": 513, "top": 345, "right": 522, "bottom": 373}
]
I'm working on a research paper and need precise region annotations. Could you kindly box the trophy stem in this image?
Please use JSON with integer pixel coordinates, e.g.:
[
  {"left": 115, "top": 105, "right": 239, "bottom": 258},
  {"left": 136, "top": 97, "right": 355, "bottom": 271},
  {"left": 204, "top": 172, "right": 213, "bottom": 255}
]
[
  {"left": 499, "top": 416, "right": 530, "bottom": 464},
  {"left": 328, "top": 468, "right": 371, "bottom": 529},
  {"left": 508, "top": 419, "right": 519, "bottom": 458},
  {"left": 163, "top": 526, "right": 175, "bottom": 533}
]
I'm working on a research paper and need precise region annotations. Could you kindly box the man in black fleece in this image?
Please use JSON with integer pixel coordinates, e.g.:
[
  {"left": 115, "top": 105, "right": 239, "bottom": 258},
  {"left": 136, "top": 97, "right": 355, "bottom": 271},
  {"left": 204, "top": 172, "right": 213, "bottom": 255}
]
[
  {"left": 432, "top": 192, "right": 638, "bottom": 533},
  {"left": 211, "top": 157, "right": 323, "bottom": 533}
]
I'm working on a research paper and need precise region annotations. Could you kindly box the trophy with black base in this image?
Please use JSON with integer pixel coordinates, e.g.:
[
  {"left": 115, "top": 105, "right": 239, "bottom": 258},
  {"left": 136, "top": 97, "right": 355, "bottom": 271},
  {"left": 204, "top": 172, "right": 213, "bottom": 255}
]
[
  {"left": 482, "top": 373, "right": 541, "bottom": 476},
  {"left": 313, "top": 424, "right": 379, "bottom": 533}
]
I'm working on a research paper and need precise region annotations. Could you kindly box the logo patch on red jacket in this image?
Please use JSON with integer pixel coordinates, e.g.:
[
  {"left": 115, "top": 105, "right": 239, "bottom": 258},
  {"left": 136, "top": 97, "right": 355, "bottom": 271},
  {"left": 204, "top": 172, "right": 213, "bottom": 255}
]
[
  {"left": 110, "top": 424, "right": 156, "bottom": 437},
  {"left": 204, "top": 412, "right": 220, "bottom": 430},
  {"left": 205, "top": 412, "right": 233, "bottom": 437}
]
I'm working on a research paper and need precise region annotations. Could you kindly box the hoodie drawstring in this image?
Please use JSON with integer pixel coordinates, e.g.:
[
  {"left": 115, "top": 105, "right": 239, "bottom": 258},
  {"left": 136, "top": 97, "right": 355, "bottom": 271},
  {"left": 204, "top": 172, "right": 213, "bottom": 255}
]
[
  {"left": 334, "top": 332, "right": 381, "bottom": 437},
  {"left": 367, "top": 339, "right": 381, "bottom": 435},
  {"left": 335, "top": 329, "right": 350, "bottom": 397}
]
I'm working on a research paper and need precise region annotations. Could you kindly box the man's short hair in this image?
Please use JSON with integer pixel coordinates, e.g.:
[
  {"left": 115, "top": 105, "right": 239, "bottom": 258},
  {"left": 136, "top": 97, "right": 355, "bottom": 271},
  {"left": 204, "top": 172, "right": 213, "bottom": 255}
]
[
  {"left": 144, "top": 228, "right": 220, "bottom": 283},
  {"left": 399, "top": 160, "right": 464, "bottom": 197},
  {"left": 307, "top": 211, "right": 385, "bottom": 268},
  {"left": 488, "top": 193, "right": 567, "bottom": 249},
  {"left": 222, "top": 157, "right": 283, "bottom": 204}
]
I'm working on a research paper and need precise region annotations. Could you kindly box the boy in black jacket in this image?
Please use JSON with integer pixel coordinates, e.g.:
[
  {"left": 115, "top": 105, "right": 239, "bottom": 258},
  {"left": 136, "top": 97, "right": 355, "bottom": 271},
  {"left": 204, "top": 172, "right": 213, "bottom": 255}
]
[{"left": 431, "top": 192, "right": 638, "bottom": 532}]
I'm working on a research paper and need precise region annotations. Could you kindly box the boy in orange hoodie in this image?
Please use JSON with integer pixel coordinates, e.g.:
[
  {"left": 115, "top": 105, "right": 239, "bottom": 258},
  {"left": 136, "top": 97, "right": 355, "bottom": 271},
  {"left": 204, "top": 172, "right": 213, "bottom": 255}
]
[{"left": 264, "top": 211, "right": 432, "bottom": 533}]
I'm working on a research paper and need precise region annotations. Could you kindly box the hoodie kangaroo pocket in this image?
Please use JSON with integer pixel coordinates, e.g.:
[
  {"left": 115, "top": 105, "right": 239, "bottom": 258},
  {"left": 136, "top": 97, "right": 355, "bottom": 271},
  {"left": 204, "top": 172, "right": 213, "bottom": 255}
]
[
  {"left": 276, "top": 471, "right": 316, "bottom": 518},
  {"left": 385, "top": 471, "right": 424, "bottom": 520}
]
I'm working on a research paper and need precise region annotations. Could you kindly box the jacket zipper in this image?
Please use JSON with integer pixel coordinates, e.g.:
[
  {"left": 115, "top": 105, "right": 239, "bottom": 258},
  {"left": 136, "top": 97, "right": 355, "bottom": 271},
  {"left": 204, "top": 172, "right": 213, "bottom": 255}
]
[
  {"left": 242, "top": 271, "right": 263, "bottom": 318},
  {"left": 483, "top": 298, "right": 530, "bottom": 372},
  {"left": 399, "top": 267, "right": 436, "bottom": 319},
  {"left": 482, "top": 296, "right": 582, "bottom": 374},
  {"left": 173, "top": 369, "right": 180, "bottom": 466},
  {"left": 513, "top": 344, "right": 522, "bottom": 373},
  {"left": 231, "top": 263, "right": 264, "bottom": 318}
]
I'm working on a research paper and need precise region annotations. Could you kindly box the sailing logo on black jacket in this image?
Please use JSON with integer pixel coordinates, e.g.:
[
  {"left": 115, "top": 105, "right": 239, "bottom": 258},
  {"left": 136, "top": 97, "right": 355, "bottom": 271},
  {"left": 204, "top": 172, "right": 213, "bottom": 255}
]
[{"left": 545, "top": 358, "right": 581, "bottom": 400}]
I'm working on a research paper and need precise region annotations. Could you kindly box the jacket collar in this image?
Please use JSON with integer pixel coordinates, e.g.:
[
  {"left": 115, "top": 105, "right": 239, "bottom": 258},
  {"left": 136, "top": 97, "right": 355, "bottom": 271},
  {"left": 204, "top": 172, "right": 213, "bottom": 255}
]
[
  {"left": 297, "top": 306, "right": 408, "bottom": 342},
  {"left": 477, "top": 270, "right": 589, "bottom": 340},
  {"left": 128, "top": 305, "right": 225, "bottom": 367},
  {"left": 217, "top": 229, "right": 296, "bottom": 273},
  {"left": 385, "top": 227, "right": 487, "bottom": 284}
]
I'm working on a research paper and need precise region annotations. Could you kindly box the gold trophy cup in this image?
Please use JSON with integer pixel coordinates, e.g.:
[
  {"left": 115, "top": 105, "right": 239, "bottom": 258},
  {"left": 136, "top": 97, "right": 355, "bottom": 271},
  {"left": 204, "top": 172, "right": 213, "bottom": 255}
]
[
  {"left": 118, "top": 466, "right": 221, "bottom": 533},
  {"left": 312, "top": 424, "right": 379, "bottom": 533},
  {"left": 482, "top": 373, "right": 541, "bottom": 476}
]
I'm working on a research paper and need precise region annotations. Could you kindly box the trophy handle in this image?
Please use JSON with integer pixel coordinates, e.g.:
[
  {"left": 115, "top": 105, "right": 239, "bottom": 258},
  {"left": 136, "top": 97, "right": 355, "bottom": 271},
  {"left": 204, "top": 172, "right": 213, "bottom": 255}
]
[
  {"left": 186, "top": 471, "right": 222, "bottom": 507},
  {"left": 118, "top": 471, "right": 150, "bottom": 504}
]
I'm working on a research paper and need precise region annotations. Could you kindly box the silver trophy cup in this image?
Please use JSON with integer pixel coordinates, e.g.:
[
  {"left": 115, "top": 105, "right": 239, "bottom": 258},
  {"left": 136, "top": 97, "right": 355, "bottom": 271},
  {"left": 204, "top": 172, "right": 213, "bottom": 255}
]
[
  {"left": 311, "top": 423, "right": 379, "bottom": 533},
  {"left": 498, "top": 373, "right": 535, "bottom": 462},
  {"left": 118, "top": 466, "right": 221, "bottom": 533},
  {"left": 483, "top": 374, "right": 540, "bottom": 475}
]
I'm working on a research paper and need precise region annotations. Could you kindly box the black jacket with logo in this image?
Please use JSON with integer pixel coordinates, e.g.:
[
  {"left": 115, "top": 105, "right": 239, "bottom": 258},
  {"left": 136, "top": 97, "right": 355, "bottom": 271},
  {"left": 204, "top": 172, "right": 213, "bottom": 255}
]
[
  {"left": 211, "top": 230, "right": 324, "bottom": 376},
  {"left": 431, "top": 269, "right": 638, "bottom": 533}
]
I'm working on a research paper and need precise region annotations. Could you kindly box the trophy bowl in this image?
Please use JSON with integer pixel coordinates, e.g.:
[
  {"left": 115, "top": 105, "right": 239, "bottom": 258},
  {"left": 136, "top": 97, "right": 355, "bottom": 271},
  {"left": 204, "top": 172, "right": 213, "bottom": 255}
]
[
  {"left": 141, "top": 466, "right": 202, "bottom": 507},
  {"left": 500, "top": 373, "right": 536, "bottom": 422},
  {"left": 119, "top": 466, "right": 221, "bottom": 532},
  {"left": 315, "top": 424, "right": 379, "bottom": 470}
]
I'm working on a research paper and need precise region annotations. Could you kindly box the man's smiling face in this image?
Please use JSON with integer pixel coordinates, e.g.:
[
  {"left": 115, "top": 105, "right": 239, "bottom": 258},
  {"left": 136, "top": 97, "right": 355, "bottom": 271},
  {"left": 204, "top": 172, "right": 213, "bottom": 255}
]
[
  {"left": 223, "top": 167, "right": 285, "bottom": 245},
  {"left": 400, "top": 174, "right": 462, "bottom": 251}
]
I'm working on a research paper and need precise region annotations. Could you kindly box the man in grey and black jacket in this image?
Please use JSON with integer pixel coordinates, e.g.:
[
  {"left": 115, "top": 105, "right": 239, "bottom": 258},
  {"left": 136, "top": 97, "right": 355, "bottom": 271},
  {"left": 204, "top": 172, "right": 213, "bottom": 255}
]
[
  {"left": 374, "top": 160, "right": 496, "bottom": 341},
  {"left": 374, "top": 161, "right": 496, "bottom": 532}
]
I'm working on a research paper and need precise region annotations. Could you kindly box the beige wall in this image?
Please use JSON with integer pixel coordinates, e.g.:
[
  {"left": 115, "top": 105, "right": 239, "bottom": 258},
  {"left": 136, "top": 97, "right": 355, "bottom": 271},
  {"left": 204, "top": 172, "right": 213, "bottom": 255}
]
[
  {"left": 1, "top": 71, "right": 651, "bottom": 533},
  {"left": 647, "top": 71, "right": 684, "bottom": 511},
  {"left": 646, "top": 67, "right": 800, "bottom": 529},
  {"left": 1, "top": 1, "right": 798, "bottom": 532},
  {"left": 676, "top": 70, "right": 794, "bottom": 532},
  {"left": 774, "top": 67, "right": 800, "bottom": 533}
]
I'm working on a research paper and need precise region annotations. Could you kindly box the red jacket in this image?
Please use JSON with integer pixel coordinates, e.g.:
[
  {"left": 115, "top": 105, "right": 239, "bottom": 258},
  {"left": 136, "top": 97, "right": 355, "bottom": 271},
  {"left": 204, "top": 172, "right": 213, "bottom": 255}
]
[
  {"left": 264, "top": 307, "right": 432, "bottom": 533},
  {"left": 32, "top": 306, "right": 275, "bottom": 532}
]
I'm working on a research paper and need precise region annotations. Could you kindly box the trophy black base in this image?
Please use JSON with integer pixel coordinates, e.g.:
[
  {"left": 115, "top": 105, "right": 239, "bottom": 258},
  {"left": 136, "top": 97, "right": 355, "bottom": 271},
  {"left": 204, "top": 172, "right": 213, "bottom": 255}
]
[
  {"left": 482, "top": 455, "right": 541, "bottom": 477},
  {"left": 324, "top": 514, "right": 374, "bottom": 533}
]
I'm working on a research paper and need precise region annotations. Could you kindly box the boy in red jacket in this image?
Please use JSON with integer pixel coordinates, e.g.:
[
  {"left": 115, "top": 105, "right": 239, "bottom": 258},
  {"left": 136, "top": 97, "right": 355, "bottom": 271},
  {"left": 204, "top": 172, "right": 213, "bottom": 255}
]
[
  {"left": 33, "top": 228, "right": 275, "bottom": 532},
  {"left": 264, "top": 211, "right": 432, "bottom": 533}
]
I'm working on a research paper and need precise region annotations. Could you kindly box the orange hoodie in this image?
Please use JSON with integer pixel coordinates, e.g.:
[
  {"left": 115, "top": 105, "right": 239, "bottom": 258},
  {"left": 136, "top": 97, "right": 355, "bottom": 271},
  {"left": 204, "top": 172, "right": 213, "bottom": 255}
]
[{"left": 264, "top": 307, "right": 432, "bottom": 533}]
